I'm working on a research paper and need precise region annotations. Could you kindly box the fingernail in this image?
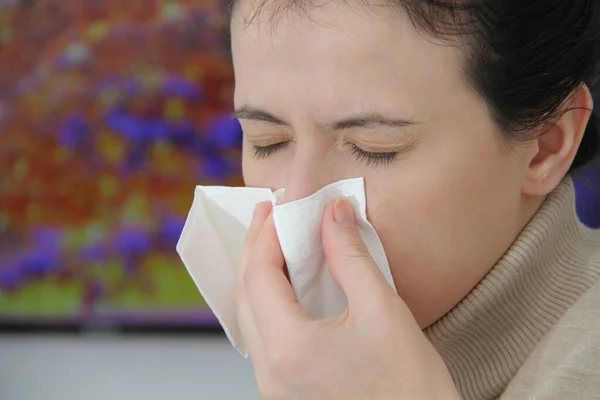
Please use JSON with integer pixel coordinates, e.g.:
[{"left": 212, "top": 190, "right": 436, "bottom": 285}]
[{"left": 334, "top": 197, "right": 356, "bottom": 227}]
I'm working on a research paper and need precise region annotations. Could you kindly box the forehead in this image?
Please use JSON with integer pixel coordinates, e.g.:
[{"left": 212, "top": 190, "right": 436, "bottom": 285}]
[{"left": 230, "top": 1, "right": 464, "bottom": 123}]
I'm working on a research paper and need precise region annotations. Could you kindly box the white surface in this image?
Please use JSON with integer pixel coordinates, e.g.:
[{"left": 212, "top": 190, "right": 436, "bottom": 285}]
[
  {"left": 179, "top": 178, "right": 395, "bottom": 355},
  {"left": 0, "top": 334, "right": 260, "bottom": 400}
]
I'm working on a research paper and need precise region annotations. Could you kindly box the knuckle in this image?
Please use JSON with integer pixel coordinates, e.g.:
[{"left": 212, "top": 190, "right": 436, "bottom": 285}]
[
  {"left": 241, "top": 259, "right": 255, "bottom": 287},
  {"left": 268, "top": 342, "right": 301, "bottom": 374},
  {"left": 257, "top": 333, "right": 318, "bottom": 399},
  {"left": 343, "top": 239, "right": 371, "bottom": 260}
]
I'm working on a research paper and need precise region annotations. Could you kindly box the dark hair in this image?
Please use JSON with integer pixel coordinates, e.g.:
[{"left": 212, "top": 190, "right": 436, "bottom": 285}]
[{"left": 224, "top": 0, "right": 600, "bottom": 171}]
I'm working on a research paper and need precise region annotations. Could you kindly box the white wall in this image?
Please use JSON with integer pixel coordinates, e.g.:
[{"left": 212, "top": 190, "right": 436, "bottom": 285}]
[{"left": 0, "top": 335, "right": 260, "bottom": 400}]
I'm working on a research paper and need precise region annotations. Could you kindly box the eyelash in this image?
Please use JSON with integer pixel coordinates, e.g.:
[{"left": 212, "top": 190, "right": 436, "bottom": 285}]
[
  {"left": 251, "top": 142, "right": 398, "bottom": 167},
  {"left": 348, "top": 145, "right": 398, "bottom": 167},
  {"left": 252, "top": 141, "right": 289, "bottom": 159}
]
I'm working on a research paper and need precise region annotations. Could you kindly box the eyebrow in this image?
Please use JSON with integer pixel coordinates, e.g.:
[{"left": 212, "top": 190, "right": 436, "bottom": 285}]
[
  {"left": 232, "top": 106, "right": 417, "bottom": 131},
  {"left": 232, "top": 107, "right": 289, "bottom": 126}
]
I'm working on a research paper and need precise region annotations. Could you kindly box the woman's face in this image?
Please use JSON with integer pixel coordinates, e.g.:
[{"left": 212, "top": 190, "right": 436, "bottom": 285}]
[{"left": 231, "top": 2, "right": 537, "bottom": 327}]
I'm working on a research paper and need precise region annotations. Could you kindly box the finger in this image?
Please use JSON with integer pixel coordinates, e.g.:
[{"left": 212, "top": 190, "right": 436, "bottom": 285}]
[
  {"left": 244, "top": 214, "right": 309, "bottom": 341},
  {"left": 321, "top": 198, "right": 397, "bottom": 313},
  {"left": 246, "top": 201, "right": 273, "bottom": 255},
  {"left": 238, "top": 201, "right": 273, "bottom": 282},
  {"left": 234, "top": 201, "right": 271, "bottom": 358},
  {"left": 234, "top": 279, "right": 266, "bottom": 361}
]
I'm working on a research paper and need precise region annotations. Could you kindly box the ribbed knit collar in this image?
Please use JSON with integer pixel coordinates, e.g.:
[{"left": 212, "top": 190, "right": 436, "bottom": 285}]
[{"left": 424, "top": 178, "right": 600, "bottom": 400}]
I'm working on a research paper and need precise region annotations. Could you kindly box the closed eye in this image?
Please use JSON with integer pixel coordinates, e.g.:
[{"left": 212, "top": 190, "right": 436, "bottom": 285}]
[
  {"left": 252, "top": 142, "right": 290, "bottom": 159},
  {"left": 349, "top": 144, "right": 398, "bottom": 167},
  {"left": 251, "top": 141, "right": 400, "bottom": 167}
]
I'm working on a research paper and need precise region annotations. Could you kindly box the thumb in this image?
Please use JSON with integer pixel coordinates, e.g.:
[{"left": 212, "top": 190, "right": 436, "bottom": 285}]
[{"left": 321, "top": 198, "right": 396, "bottom": 311}]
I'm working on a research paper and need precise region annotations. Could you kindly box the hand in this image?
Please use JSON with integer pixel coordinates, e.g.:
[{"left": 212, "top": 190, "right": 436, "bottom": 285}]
[{"left": 234, "top": 198, "right": 460, "bottom": 400}]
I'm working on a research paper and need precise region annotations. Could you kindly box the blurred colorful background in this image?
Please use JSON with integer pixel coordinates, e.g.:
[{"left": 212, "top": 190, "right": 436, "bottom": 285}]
[{"left": 0, "top": 0, "right": 242, "bottom": 328}]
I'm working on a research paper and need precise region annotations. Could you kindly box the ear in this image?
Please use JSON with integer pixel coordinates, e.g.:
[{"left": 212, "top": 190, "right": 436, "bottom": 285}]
[{"left": 522, "top": 85, "right": 594, "bottom": 196}]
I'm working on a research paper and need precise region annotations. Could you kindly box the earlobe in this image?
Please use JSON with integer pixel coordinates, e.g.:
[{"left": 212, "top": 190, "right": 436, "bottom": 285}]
[{"left": 522, "top": 85, "right": 593, "bottom": 197}]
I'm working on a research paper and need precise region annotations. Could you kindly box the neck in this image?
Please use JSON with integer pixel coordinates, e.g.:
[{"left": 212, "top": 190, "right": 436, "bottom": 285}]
[{"left": 424, "top": 177, "right": 600, "bottom": 400}]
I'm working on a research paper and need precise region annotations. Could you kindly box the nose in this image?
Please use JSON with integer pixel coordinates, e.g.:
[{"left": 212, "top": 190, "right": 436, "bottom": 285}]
[{"left": 279, "top": 146, "right": 339, "bottom": 204}]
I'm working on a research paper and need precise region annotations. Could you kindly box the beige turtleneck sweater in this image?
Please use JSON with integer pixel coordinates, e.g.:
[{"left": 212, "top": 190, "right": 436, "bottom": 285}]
[{"left": 425, "top": 177, "right": 600, "bottom": 400}]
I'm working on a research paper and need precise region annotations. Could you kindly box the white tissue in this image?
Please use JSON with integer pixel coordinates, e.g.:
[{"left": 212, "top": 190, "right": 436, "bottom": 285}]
[{"left": 176, "top": 178, "right": 396, "bottom": 356}]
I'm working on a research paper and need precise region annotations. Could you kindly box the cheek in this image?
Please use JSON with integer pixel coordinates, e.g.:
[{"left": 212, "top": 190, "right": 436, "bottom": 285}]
[
  {"left": 363, "top": 130, "right": 523, "bottom": 325},
  {"left": 367, "top": 143, "right": 513, "bottom": 254},
  {"left": 365, "top": 171, "right": 453, "bottom": 265},
  {"left": 241, "top": 147, "right": 290, "bottom": 190}
]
